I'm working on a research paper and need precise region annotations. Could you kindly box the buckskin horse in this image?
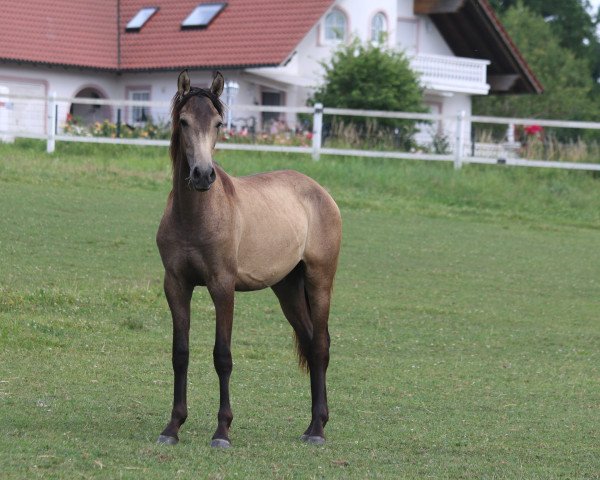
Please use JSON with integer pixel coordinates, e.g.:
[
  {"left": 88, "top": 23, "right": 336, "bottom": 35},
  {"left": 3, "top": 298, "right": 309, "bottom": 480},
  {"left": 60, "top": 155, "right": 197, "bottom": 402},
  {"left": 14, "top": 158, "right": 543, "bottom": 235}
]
[{"left": 155, "top": 71, "right": 342, "bottom": 448}]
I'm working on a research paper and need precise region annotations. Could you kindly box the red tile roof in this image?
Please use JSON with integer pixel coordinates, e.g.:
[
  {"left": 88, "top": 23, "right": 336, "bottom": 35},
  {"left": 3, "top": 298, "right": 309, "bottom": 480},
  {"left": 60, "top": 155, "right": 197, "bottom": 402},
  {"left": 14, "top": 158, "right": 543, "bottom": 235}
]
[
  {"left": 0, "top": 0, "right": 335, "bottom": 71},
  {"left": 0, "top": 0, "right": 119, "bottom": 69},
  {"left": 121, "top": 0, "right": 335, "bottom": 70}
]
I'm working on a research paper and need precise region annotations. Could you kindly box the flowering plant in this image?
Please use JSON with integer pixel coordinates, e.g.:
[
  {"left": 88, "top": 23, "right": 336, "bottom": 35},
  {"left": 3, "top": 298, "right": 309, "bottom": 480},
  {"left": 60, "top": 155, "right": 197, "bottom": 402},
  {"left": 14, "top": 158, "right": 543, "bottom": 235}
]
[
  {"left": 524, "top": 124, "right": 543, "bottom": 136},
  {"left": 62, "top": 117, "right": 170, "bottom": 139}
]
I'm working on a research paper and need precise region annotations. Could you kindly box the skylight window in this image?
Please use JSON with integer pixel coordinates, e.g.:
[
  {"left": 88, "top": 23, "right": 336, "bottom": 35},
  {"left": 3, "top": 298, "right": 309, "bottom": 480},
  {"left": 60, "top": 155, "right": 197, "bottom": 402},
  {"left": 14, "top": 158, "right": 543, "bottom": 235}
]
[
  {"left": 181, "top": 3, "right": 226, "bottom": 29},
  {"left": 126, "top": 7, "right": 158, "bottom": 32}
]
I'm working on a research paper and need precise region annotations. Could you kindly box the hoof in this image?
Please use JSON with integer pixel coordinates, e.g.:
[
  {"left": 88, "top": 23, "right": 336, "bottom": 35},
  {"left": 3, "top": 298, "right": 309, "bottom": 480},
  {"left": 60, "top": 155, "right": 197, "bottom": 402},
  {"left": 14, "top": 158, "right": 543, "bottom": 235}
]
[
  {"left": 210, "top": 438, "right": 231, "bottom": 449},
  {"left": 157, "top": 435, "right": 178, "bottom": 445},
  {"left": 301, "top": 434, "right": 325, "bottom": 445}
]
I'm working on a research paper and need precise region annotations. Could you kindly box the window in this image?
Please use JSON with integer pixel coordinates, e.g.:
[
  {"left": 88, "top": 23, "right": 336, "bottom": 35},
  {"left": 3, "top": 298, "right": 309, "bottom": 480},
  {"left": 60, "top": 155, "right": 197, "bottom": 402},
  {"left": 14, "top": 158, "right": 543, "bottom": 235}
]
[
  {"left": 126, "top": 7, "right": 158, "bottom": 32},
  {"left": 261, "top": 90, "right": 284, "bottom": 130},
  {"left": 371, "top": 12, "right": 387, "bottom": 44},
  {"left": 324, "top": 9, "right": 347, "bottom": 43},
  {"left": 182, "top": 3, "right": 226, "bottom": 29},
  {"left": 130, "top": 90, "right": 150, "bottom": 124}
]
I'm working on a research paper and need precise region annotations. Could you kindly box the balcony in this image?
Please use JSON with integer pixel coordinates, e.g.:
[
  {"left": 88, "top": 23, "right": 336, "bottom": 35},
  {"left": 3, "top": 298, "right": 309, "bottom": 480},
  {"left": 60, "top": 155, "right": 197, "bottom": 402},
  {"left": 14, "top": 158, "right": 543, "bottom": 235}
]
[{"left": 409, "top": 53, "right": 490, "bottom": 95}]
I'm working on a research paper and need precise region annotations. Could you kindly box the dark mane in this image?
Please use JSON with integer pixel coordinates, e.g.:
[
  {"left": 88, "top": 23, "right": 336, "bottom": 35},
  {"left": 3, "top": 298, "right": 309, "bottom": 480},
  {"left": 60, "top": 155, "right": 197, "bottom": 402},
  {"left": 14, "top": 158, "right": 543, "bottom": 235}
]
[{"left": 170, "top": 87, "right": 225, "bottom": 167}]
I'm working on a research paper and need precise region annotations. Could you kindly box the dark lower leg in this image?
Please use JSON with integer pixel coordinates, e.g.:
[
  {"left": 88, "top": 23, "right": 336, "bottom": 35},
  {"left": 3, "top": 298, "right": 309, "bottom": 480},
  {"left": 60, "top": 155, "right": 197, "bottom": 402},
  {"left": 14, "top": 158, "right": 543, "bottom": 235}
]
[
  {"left": 209, "top": 286, "right": 235, "bottom": 447},
  {"left": 212, "top": 340, "right": 233, "bottom": 444},
  {"left": 160, "top": 339, "right": 189, "bottom": 439},
  {"left": 303, "top": 284, "right": 331, "bottom": 443},
  {"left": 159, "top": 275, "right": 192, "bottom": 444},
  {"left": 304, "top": 339, "right": 329, "bottom": 440}
]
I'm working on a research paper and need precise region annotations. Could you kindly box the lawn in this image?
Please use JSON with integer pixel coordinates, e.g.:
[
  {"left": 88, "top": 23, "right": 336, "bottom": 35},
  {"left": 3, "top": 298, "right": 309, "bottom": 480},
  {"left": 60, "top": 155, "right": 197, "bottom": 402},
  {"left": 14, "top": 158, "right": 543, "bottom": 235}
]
[{"left": 0, "top": 140, "right": 599, "bottom": 479}]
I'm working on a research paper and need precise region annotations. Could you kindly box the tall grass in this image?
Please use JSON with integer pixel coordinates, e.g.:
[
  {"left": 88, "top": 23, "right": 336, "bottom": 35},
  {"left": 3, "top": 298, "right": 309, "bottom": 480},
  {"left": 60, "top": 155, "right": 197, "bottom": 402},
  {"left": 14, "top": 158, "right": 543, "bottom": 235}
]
[{"left": 475, "top": 128, "right": 600, "bottom": 164}]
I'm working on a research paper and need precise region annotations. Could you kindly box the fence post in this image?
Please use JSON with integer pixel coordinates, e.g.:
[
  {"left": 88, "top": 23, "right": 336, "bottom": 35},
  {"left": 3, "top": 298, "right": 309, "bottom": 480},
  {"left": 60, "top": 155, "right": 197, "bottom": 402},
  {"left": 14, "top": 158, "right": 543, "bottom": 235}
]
[
  {"left": 454, "top": 110, "right": 465, "bottom": 170},
  {"left": 116, "top": 108, "right": 122, "bottom": 138},
  {"left": 507, "top": 122, "right": 515, "bottom": 144},
  {"left": 46, "top": 91, "right": 57, "bottom": 154},
  {"left": 312, "top": 103, "right": 323, "bottom": 161}
]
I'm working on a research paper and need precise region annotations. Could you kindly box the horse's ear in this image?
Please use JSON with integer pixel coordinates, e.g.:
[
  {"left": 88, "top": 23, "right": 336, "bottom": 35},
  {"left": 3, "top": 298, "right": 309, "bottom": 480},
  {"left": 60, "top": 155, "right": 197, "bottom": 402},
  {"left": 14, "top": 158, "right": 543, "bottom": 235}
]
[
  {"left": 210, "top": 71, "right": 224, "bottom": 97},
  {"left": 178, "top": 70, "right": 191, "bottom": 96}
]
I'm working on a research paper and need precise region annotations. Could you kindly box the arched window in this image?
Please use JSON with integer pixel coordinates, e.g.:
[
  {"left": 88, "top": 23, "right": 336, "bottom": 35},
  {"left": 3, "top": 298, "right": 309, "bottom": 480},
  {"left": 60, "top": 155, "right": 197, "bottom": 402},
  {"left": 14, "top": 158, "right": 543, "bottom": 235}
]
[
  {"left": 70, "top": 87, "right": 112, "bottom": 125},
  {"left": 324, "top": 9, "right": 347, "bottom": 43},
  {"left": 371, "top": 12, "right": 387, "bottom": 45}
]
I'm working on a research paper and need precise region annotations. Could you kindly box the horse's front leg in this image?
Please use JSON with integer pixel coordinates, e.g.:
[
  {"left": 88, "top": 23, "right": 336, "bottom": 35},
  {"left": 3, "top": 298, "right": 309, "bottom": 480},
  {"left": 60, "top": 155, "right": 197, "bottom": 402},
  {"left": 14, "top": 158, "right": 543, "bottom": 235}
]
[
  {"left": 157, "top": 273, "right": 193, "bottom": 445},
  {"left": 208, "top": 282, "right": 235, "bottom": 448}
]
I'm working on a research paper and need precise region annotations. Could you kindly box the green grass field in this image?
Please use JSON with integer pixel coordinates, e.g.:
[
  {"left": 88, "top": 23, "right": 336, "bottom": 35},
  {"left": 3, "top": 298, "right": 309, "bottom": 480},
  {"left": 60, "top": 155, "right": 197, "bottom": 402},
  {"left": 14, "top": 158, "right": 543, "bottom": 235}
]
[{"left": 1, "top": 140, "right": 599, "bottom": 479}]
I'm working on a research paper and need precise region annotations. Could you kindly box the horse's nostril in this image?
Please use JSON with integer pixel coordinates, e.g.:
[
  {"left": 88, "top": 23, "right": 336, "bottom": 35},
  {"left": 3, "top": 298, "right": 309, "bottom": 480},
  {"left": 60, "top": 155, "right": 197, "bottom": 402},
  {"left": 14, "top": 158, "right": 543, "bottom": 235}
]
[
  {"left": 209, "top": 168, "right": 216, "bottom": 182},
  {"left": 192, "top": 166, "right": 201, "bottom": 179}
]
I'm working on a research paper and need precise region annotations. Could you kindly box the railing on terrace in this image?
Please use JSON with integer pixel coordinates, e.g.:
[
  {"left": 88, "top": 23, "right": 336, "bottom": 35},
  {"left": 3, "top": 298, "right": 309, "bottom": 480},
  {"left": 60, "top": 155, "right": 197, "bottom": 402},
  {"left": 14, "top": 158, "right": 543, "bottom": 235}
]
[
  {"left": 1, "top": 92, "right": 600, "bottom": 172},
  {"left": 409, "top": 53, "right": 490, "bottom": 95}
]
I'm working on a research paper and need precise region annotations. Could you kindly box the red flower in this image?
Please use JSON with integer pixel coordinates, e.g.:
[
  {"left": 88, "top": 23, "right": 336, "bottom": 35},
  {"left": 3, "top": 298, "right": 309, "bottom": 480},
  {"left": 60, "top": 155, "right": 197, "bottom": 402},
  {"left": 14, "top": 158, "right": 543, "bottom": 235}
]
[{"left": 524, "top": 124, "right": 542, "bottom": 135}]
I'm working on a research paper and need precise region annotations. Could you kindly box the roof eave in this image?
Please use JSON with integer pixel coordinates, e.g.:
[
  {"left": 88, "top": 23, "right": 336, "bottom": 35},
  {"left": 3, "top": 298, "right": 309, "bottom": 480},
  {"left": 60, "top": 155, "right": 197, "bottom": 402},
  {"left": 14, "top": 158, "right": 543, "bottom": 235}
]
[
  {"left": 477, "top": 0, "right": 543, "bottom": 94},
  {"left": 0, "top": 57, "right": 281, "bottom": 74},
  {"left": 416, "top": 0, "right": 543, "bottom": 95}
]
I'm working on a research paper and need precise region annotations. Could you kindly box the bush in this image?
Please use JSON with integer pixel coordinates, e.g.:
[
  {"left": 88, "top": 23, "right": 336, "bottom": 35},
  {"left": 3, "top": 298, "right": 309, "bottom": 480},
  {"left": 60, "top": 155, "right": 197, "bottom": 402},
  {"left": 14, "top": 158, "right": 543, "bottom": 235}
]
[{"left": 311, "top": 39, "right": 427, "bottom": 149}]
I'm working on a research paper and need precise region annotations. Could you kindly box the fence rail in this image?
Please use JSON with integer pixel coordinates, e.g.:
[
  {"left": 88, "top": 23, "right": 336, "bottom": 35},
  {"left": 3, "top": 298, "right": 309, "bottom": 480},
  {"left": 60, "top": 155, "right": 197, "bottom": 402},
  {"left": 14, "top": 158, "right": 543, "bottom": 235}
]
[{"left": 1, "top": 92, "right": 600, "bottom": 171}]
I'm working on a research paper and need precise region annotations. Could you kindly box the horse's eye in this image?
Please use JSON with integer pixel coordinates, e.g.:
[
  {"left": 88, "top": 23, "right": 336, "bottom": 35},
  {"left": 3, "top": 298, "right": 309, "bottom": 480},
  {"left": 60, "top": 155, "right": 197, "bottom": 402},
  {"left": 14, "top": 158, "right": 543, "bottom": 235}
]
[
  {"left": 216, "top": 122, "right": 223, "bottom": 129},
  {"left": 180, "top": 118, "right": 188, "bottom": 128}
]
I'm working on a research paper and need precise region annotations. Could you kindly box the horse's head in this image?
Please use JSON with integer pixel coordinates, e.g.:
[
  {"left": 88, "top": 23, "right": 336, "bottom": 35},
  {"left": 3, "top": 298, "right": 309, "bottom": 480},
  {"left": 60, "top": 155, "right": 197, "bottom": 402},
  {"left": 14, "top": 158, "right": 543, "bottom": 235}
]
[{"left": 173, "top": 70, "right": 224, "bottom": 191}]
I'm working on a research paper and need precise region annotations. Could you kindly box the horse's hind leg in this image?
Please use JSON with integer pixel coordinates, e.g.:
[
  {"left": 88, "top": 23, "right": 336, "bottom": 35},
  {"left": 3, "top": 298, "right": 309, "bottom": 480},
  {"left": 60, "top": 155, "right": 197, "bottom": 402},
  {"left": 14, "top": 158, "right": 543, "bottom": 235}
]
[
  {"left": 272, "top": 262, "right": 333, "bottom": 445},
  {"left": 301, "top": 268, "right": 333, "bottom": 445}
]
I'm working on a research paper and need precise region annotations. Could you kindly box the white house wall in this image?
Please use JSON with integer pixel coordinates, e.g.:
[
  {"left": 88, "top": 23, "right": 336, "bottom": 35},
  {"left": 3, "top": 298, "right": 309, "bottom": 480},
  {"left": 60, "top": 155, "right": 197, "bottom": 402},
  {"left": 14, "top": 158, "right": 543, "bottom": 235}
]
[
  {"left": 0, "top": 62, "right": 271, "bottom": 134},
  {"left": 415, "top": 16, "right": 453, "bottom": 56},
  {"left": 248, "top": 0, "right": 477, "bottom": 129},
  {"left": 0, "top": 63, "right": 118, "bottom": 134}
]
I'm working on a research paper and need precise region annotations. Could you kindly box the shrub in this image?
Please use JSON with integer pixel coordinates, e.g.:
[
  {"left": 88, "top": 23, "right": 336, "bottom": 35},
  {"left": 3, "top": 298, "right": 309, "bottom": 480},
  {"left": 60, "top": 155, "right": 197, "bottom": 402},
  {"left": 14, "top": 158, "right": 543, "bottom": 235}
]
[{"left": 311, "top": 39, "right": 427, "bottom": 149}]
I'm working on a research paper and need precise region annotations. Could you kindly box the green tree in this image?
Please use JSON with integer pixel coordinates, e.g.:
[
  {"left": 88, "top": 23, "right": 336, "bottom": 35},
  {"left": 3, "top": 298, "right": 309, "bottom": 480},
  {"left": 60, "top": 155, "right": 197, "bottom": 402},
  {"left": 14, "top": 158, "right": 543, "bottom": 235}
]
[
  {"left": 489, "top": 0, "right": 600, "bottom": 82},
  {"left": 311, "top": 39, "right": 426, "bottom": 148},
  {"left": 474, "top": 2, "right": 595, "bottom": 123}
]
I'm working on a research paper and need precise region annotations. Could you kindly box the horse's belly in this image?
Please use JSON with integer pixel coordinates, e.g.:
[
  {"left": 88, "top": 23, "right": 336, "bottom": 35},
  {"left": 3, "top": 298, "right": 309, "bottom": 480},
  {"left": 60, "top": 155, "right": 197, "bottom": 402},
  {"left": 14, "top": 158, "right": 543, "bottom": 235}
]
[{"left": 235, "top": 238, "right": 304, "bottom": 290}]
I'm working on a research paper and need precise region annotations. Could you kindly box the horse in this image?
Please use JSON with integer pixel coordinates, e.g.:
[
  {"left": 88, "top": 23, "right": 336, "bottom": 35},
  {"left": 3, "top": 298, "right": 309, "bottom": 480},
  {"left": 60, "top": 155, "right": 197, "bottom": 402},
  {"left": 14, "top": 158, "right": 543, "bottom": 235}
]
[{"left": 155, "top": 70, "right": 342, "bottom": 448}]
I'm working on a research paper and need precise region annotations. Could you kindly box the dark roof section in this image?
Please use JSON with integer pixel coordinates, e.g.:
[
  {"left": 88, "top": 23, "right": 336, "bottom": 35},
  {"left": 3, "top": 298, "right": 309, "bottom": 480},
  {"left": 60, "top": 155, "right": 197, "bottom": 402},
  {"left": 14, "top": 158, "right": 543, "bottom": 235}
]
[{"left": 415, "top": 0, "right": 543, "bottom": 94}]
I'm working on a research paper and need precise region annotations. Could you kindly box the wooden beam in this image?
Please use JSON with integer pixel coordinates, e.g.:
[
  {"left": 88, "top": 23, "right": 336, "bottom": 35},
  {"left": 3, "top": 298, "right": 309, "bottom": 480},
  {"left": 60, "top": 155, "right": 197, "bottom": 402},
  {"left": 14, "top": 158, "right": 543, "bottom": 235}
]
[{"left": 414, "top": 0, "right": 466, "bottom": 15}]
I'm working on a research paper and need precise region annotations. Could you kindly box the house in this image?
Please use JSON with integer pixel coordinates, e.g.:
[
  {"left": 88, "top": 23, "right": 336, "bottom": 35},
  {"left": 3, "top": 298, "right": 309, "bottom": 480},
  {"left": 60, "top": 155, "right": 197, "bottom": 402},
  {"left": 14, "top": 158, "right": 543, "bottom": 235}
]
[{"left": 0, "top": 0, "right": 541, "bottom": 139}]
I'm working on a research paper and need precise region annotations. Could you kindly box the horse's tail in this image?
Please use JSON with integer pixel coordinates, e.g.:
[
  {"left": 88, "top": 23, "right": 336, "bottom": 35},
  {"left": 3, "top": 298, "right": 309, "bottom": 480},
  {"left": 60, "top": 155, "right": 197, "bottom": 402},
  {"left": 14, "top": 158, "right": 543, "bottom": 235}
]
[
  {"left": 293, "top": 332, "right": 310, "bottom": 372},
  {"left": 292, "top": 286, "right": 313, "bottom": 373}
]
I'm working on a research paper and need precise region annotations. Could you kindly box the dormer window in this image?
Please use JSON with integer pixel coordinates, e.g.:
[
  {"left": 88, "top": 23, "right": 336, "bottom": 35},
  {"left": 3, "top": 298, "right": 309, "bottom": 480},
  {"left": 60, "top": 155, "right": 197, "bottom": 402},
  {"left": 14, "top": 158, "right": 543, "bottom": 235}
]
[
  {"left": 181, "top": 3, "right": 227, "bottom": 29},
  {"left": 324, "top": 9, "right": 347, "bottom": 43},
  {"left": 125, "top": 7, "right": 158, "bottom": 32},
  {"left": 371, "top": 12, "right": 388, "bottom": 45}
]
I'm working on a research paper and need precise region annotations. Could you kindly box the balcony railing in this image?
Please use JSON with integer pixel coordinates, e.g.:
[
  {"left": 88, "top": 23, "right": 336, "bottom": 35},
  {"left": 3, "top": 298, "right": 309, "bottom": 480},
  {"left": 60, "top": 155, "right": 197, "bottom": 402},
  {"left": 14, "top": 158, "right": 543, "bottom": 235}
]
[{"left": 409, "top": 53, "right": 490, "bottom": 95}]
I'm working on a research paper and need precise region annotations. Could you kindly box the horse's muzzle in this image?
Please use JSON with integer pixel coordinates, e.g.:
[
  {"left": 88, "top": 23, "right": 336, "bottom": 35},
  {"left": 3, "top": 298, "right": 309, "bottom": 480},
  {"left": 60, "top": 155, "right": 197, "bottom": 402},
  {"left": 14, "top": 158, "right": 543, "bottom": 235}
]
[{"left": 191, "top": 165, "right": 216, "bottom": 191}]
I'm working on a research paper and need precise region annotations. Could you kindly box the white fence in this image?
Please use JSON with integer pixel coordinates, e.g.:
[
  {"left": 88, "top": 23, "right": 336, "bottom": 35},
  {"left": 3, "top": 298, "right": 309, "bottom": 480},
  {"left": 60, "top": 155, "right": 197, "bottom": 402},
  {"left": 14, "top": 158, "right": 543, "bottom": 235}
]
[{"left": 1, "top": 92, "right": 600, "bottom": 172}]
